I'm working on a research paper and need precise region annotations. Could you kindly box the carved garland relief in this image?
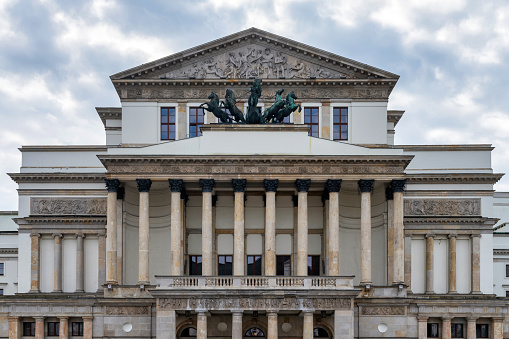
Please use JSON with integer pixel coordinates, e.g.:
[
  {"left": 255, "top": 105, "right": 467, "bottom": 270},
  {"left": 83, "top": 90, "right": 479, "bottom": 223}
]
[
  {"left": 404, "top": 199, "right": 481, "bottom": 216},
  {"left": 361, "top": 306, "right": 406, "bottom": 316},
  {"left": 105, "top": 306, "right": 150, "bottom": 315},
  {"left": 30, "top": 198, "right": 107, "bottom": 215}
]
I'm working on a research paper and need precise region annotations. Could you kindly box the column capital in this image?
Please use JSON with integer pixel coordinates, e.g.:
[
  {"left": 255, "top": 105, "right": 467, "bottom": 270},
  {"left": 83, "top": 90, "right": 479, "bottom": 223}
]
[
  {"left": 76, "top": 233, "right": 85, "bottom": 239},
  {"left": 8, "top": 316, "right": 20, "bottom": 320},
  {"left": 232, "top": 179, "right": 247, "bottom": 192},
  {"left": 30, "top": 232, "right": 41, "bottom": 238},
  {"left": 295, "top": 179, "right": 311, "bottom": 192},
  {"left": 358, "top": 179, "right": 374, "bottom": 193},
  {"left": 425, "top": 233, "right": 436, "bottom": 239},
  {"left": 136, "top": 179, "right": 152, "bottom": 192},
  {"left": 441, "top": 315, "right": 453, "bottom": 321},
  {"left": 199, "top": 179, "right": 215, "bottom": 192},
  {"left": 264, "top": 179, "right": 279, "bottom": 192},
  {"left": 417, "top": 315, "right": 429, "bottom": 322},
  {"left": 168, "top": 179, "right": 183, "bottom": 192},
  {"left": 57, "top": 316, "right": 69, "bottom": 320},
  {"left": 470, "top": 233, "right": 481, "bottom": 239},
  {"left": 466, "top": 316, "right": 478, "bottom": 321},
  {"left": 267, "top": 311, "right": 278, "bottom": 317},
  {"left": 326, "top": 179, "right": 342, "bottom": 193},
  {"left": 53, "top": 233, "right": 63, "bottom": 239},
  {"left": 105, "top": 179, "right": 121, "bottom": 192},
  {"left": 448, "top": 233, "right": 457, "bottom": 239},
  {"left": 117, "top": 187, "right": 125, "bottom": 200},
  {"left": 391, "top": 179, "right": 406, "bottom": 193},
  {"left": 385, "top": 186, "right": 394, "bottom": 200},
  {"left": 34, "top": 316, "right": 45, "bottom": 321}
]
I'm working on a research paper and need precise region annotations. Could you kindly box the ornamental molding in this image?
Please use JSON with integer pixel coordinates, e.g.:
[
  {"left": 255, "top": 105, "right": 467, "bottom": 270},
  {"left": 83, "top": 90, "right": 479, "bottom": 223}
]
[
  {"left": 404, "top": 217, "right": 488, "bottom": 225},
  {"left": 96, "top": 107, "right": 122, "bottom": 127},
  {"left": 404, "top": 199, "right": 481, "bottom": 217},
  {"left": 405, "top": 173, "right": 503, "bottom": 185},
  {"left": 105, "top": 306, "right": 149, "bottom": 315},
  {"left": 30, "top": 198, "right": 107, "bottom": 216},
  {"left": 9, "top": 173, "right": 106, "bottom": 184},
  {"left": 17, "top": 216, "right": 107, "bottom": 225},
  {"left": 361, "top": 306, "right": 406, "bottom": 316},
  {"left": 493, "top": 249, "right": 509, "bottom": 255},
  {"left": 0, "top": 248, "right": 18, "bottom": 254}
]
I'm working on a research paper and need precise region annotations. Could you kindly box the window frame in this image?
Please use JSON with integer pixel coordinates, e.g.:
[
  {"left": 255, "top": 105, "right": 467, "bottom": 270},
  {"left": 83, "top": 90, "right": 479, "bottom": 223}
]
[
  {"left": 332, "top": 106, "right": 349, "bottom": 141},
  {"left": 160, "top": 107, "right": 177, "bottom": 141},
  {"left": 302, "top": 105, "right": 321, "bottom": 138},
  {"left": 451, "top": 323, "right": 464, "bottom": 338},
  {"left": 307, "top": 255, "right": 320, "bottom": 276},
  {"left": 476, "top": 324, "right": 489, "bottom": 338},
  {"left": 218, "top": 255, "right": 233, "bottom": 276},
  {"left": 47, "top": 321, "right": 60, "bottom": 336},
  {"left": 427, "top": 323, "right": 439, "bottom": 338},
  {"left": 276, "top": 255, "right": 291, "bottom": 276},
  {"left": 506, "top": 264, "right": 509, "bottom": 277},
  {"left": 158, "top": 103, "right": 179, "bottom": 140},
  {"left": 189, "top": 255, "right": 202, "bottom": 276},
  {"left": 330, "top": 103, "right": 351, "bottom": 141},
  {"left": 0, "top": 262, "right": 4, "bottom": 276},
  {"left": 72, "top": 322, "right": 84, "bottom": 336},
  {"left": 247, "top": 255, "right": 262, "bottom": 276},
  {"left": 186, "top": 103, "right": 205, "bottom": 139},
  {"left": 23, "top": 322, "right": 36, "bottom": 336}
]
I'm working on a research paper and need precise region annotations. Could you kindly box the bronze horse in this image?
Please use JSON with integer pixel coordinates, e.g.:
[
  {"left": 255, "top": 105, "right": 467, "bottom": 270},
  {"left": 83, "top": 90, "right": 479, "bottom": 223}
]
[
  {"left": 221, "top": 89, "right": 246, "bottom": 123},
  {"left": 274, "top": 91, "right": 301, "bottom": 123},
  {"left": 245, "top": 79, "right": 263, "bottom": 124},
  {"left": 262, "top": 89, "right": 285, "bottom": 123},
  {"left": 200, "top": 92, "right": 232, "bottom": 123}
]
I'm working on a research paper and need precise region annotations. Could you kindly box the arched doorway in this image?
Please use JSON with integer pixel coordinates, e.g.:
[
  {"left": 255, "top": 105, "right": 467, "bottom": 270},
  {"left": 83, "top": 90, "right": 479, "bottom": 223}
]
[
  {"left": 178, "top": 326, "right": 197, "bottom": 338},
  {"left": 314, "top": 326, "right": 332, "bottom": 338},
  {"left": 245, "top": 326, "right": 266, "bottom": 337}
]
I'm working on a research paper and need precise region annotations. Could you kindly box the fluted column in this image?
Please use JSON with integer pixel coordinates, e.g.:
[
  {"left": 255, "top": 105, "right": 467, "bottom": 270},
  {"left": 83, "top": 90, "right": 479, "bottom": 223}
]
[
  {"left": 58, "top": 316, "right": 68, "bottom": 339},
  {"left": 232, "top": 312, "right": 243, "bottom": 339},
  {"left": 83, "top": 316, "right": 93, "bottom": 339},
  {"left": 53, "top": 234, "right": 63, "bottom": 293},
  {"left": 303, "top": 312, "right": 314, "bottom": 339},
  {"left": 264, "top": 179, "right": 279, "bottom": 276},
  {"left": 391, "top": 179, "right": 406, "bottom": 284},
  {"left": 30, "top": 233, "right": 41, "bottom": 293},
  {"left": 471, "top": 234, "right": 481, "bottom": 294},
  {"left": 8, "top": 316, "right": 20, "bottom": 339},
  {"left": 75, "top": 234, "right": 85, "bottom": 292},
  {"left": 137, "top": 179, "right": 152, "bottom": 284},
  {"left": 34, "top": 317, "right": 44, "bottom": 339},
  {"left": 466, "top": 317, "right": 477, "bottom": 339},
  {"left": 197, "top": 312, "right": 207, "bottom": 339},
  {"left": 169, "top": 179, "right": 184, "bottom": 276},
  {"left": 232, "top": 179, "right": 247, "bottom": 276},
  {"left": 358, "top": 179, "right": 374, "bottom": 285},
  {"left": 417, "top": 316, "right": 428, "bottom": 339},
  {"left": 296, "top": 179, "right": 311, "bottom": 276},
  {"left": 448, "top": 234, "right": 457, "bottom": 293},
  {"left": 327, "top": 179, "right": 342, "bottom": 276},
  {"left": 442, "top": 316, "right": 452, "bottom": 339},
  {"left": 97, "top": 233, "right": 106, "bottom": 290},
  {"left": 116, "top": 187, "right": 124, "bottom": 284},
  {"left": 426, "top": 233, "right": 435, "bottom": 294},
  {"left": 386, "top": 187, "right": 394, "bottom": 284},
  {"left": 267, "top": 312, "right": 278, "bottom": 339},
  {"left": 105, "top": 178, "right": 120, "bottom": 284},
  {"left": 200, "top": 179, "right": 215, "bottom": 276}
]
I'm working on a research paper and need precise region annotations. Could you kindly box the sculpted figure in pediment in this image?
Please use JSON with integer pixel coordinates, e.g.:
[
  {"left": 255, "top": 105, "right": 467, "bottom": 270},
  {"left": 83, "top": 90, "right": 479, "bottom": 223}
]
[
  {"left": 203, "top": 58, "right": 223, "bottom": 78},
  {"left": 274, "top": 51, "right": 287, "bottom": 78},
  {"left": 224, "top": 52, "right": 239, "bottom": 79},
  {"left": 260, "top": 48, "right": 275, "bottom": 79},
  {"left": 290, "top": 60, "right": 310, "bottom": 78}
]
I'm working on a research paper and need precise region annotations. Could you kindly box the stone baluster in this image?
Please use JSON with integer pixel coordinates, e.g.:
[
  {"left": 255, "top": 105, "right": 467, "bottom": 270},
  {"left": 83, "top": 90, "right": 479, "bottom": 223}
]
[
  {"left": 116, "top": 187, "right": 125, "bottom": 284},
  {"left": 264, "top": 179, "right": 279, "bottom": 276},
  {"left": 448, "top": 234, "right": 457, "bottom": 293},
  {"left": 169, "top": 179, "right": 184, "bottom": 276},
  {"left": 391, "top": 179, "right": 406, "bottom": 284},
  {"left": 197, "top": 312, "right": 207, "bottom": 339},
  {"left": 137, "top": 179, "right": 152, "bottom": 284},
  {"left": 442, "top": 316, "right": 452, "bottom": 339},
  {"left": 105, "top": 178, "right": 120, "bottom": 284},
  {"left": 470, "top": 234, "right": 481, "bottom": 294},
  {"left": 200, "top": 179, "right": 215, "bottom": 276},
  {"left": 8, "top": 316, "right": 20, "bottom": 339},
  {"left": 417, "top": 316, "right": 428, "bottom": 339},
  {"left": 83, "top": 316, "right": 93, "bottom": 339},
  {"left": 34, "top": 317, "right": 44, "bottom": 339},
  {"left": 386, "top": 187, "right": 394, "bottom": 284},
  {"left": 232, "top": 312, "right": 243, "bottom": 339},
  {"left": 425, "top": 233, "right": 435, "bottom": 294},
  {"left": 53, "top": 233, "right": 63, "bottom": 293},
  {"left": 303, "top": 312, "right": 314, "bottom": 339},
  {"left": 326, "top": 179, "right": 342, "bottom": 276},
  {"left": 358, "top": 179, "right": 374, "bottom": 285},
  {"left": 58, "top": 316, "right": 69, "bottom": 339},
  {"left": 267, "top": 312, "right": 278, "bottom": 339},
  {"left": 296, "top": 179, "right": 311, "bottom": 276},
  {"left": 232, "top": 179, "right": 247, "bottom": 276},
  {"left": 30, "top": 233, "right": 41, "bottom": 293},
  {"left": 75, "top": 234, "right": 85, "bottom": 293}
]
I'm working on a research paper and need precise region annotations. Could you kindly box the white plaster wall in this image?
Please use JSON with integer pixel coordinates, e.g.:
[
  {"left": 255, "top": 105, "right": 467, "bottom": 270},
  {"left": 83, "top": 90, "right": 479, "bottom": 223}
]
[
  {"left": 125, "top": 223, "right": 139, "bottom": 285},
  {"left": 106, "top": 130, "right": 122, "bottom": 146},
  {"left": 188, "top": 234, "right": 201, "bottom": 255},
  {"left": 0, "top": 257, "right": 18, "bottom": 295},
  {"left": 411, "top": 238, "right": 426, "bottom": 293},
  {"left": 276, "top": 234, "right": 291, "bottom": 255},
  {"left": 215, "top": 196, "right": 234, "bottom": 229},
  {"left": 245, "top": 196, "right": 264, "bottom": 230},
  {"left": 20, "top": 150, "right": 106, "bottom": 172},
  {"left": 217, "top": 234, "right": 233, "bottom": 255},
  {"left": 40, "top": 237, "right": 54, "bottom": 293},
  {"left": 308, "top": 234, "right": 321, "bottom": 255},
  {"left": 480, "top": 233, "right": 493, "bottom": 294},
  {"left": 17, "top": 233, "right": 31, "bottom": 293},
  {"left": 246, "top": 234, "right": 262, "bottom": 255},
  {"left": 456, "top": 238, "right": 471, "bottom": 293},
  {"left": 84, "top": 237, "right": 98, "bottom": 292},
  {"left": 275, "top": 196, "right": 293, "bottom": 229},
  {"left": 350, "top": 102, "right": 388, "bottom": 145},
  {"left": 150, "top": 224, "right": 171, "bottom": 282},
  {"left": 404, "top": 150, "right": 492, "bottom": 172},
  {"left": 493, "top": 260, "right": 509, "bottom": 296},
  {"left": 122, "top": 102, "right": 159, "bottom": 145},
  {"left": 308, "top": 196, "right": 323, "bottom": 229},
  {"left": 433, "top": 237, "right": 448, "bottom": 294},
  {"left": 62, "top": 237, "right": 77, "bottom": 293}
]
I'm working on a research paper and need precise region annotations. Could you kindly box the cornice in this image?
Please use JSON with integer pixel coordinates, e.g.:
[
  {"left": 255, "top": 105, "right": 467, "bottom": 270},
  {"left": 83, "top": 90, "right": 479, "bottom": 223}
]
[
  {"left": 405, "top": 173, "right": 503, "bottom": 185},
  {"left": 404, "top": 217, "right": 495, "bottom": 225},
  {"left": 18, "top": 145, "right": 107, "bottom": 152},
  {"left": 96, "top": 107, "right": 122, "bottom": 127},
  {"left": 16, "top": 216, "right": 107, "bottom": 225},
  {"left": 494, "top": 249, "right": 509, "bottom": 255},
  {"left": 8, "top": 173, "right": 106, "bottom": 184},
  {"left": 0, "top": 248, "right": 17, "bottom": 254},
  {"left": 387, "top": 110, "right": 404, "bottom": 127},
  {"left": 399, "top": 144, "right": 494, "bottom": 152}
]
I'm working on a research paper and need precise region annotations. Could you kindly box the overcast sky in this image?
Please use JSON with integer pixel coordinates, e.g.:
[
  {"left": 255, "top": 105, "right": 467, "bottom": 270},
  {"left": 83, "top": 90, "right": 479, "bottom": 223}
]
[{"left": 1, "top": 0, "right": 508, "bottom": 211}]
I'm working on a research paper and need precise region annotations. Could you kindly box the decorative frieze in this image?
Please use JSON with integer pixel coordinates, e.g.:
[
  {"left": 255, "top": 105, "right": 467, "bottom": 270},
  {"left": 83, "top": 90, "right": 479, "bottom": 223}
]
[
  {"left": 404, "top": 199, "right": 481, "bottom": 216},
  {"left": 30, "top": 198, "right": 107, "bottom": 215},
  {"left": 362, "top": 306, "right": 406, "bottom": 315},
  {"left": 105, "top": 306, "right": 149, "bottom": 315}
]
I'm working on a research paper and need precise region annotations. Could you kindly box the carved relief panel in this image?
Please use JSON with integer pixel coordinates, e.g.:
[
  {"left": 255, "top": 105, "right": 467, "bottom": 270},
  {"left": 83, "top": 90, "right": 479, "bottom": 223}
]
[
  {"left": 30, "top": 197, "right": 107, "bottom": 215},
  {"left": 404, "top": 198, "right": 481, "bottom": 216}
]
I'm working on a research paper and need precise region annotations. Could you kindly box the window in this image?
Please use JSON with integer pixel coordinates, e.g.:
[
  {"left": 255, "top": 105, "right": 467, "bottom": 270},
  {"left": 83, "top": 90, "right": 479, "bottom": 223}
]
[
  {"left": 245, "top": 327, "right": 265, "bottom": 337},
  {"left": 0, "top": 289, "right": 3, "bottom": 296},
  {"left": 0, "top": 262, "right": 4, "bottom": 275},
  {"left": 506, "top": 264, "right": 509, "bottom": 277},
  {"left": 161, "top": 107, "right": 176, "bottom": 140},
  {"left": 189, "top": 255, "right": 202, "bottom": 276},
  {"left": 451, "top": 324, "right": 464, "bottom": 338},
  {"left": 427, "top": 323, "right": 439, "bottom": 338},
  {"left": 276, "top": 255, "right": 291, "bottom": 276},
  {"left": 189, "top": 107, "right": 204, "bottom": 138},
  {"left": 308, "top": 255, "right": 320, "bottom": 276},
  {"left": 506, "top": 290, "right": 509, "bottom": 297},
  {"left": 181, "top": 327, "right": 197, "bottom": 337},
  {"left": 23, "top": 322, "right": 35, "bottom": 336},
  {"left": 314, "top": 327, "right": 329, "bottom": 337},
  {"left": 47, "top": 322, "right": 59, "bottom": 336},
  {"left": 247, "top": 255, "right": 262, "bottom": 276},
  {"left": 476, "top": 324, "right": 489, "bottom": 338},
  {"left": 72, "top": 322, "right": 84, "bottom": 336},
  {"left": 304, "top": 107, "right": 319, "bottom": 137},
  {"left": 218, "top": 255, "right": 233, "bottom": 275},
  {"left": 332, "top": 107, "right": 348, "bottom": 140}
]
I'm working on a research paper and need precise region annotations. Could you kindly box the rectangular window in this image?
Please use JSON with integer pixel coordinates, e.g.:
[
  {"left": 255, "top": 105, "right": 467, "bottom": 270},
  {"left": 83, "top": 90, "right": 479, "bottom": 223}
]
[
  {"left": 451, "top": 324, "right": 464, "bottom": 338},
  {"left": 247, "top": 255, "right": 262, "bottom": 276},
  {"left": 23, "top": 322, "right": 35, "bottom": 336},
  {"left": 72, "top": 322, "right": 84, "bottom": 336},
  {"left": 476, "top": 324, "right": 489, "bottom": 338},
  {"left": 283, "top": 115, "right": 291, "bottom": 124},
  {"left": 47, "top": 322, "right": 59, "bottom": 336},
  {"left": 307, "top": 255, "right": 320, "bottom": 276},
  {"left": 0, "top": 262, "right": 4, "bottom": 275},
  {"left": 189, "top": 255, "right": 202, "bottom": 276},
  {"left": 189, "top": 107, "right": 204, "bottom": 138},
  {"left": 161, "top": 107, "right": 176, "bottom": 140},
  {"left": 427, "top": 323, "right": 439, "bottom": 338},
  {"left": 506, "top": 264, "right": 509, "bottom": 277},
  {"left": 506, "top": 290, "right": 509, "bottom": 297},
  {"left": 304, "top": 107, "right": 319, "bottom": 137},
  {"left": 0, "top": 289, "right": 3, "bottom": 296},
  {"left": 276, "top": 255, "right": 291, "bottom": 276},
  {"left": 218, "top": 255, "right": 233, "bottom": 276},
  {"left": 333, "top": 107, "right": 348, "bottom": 140}
]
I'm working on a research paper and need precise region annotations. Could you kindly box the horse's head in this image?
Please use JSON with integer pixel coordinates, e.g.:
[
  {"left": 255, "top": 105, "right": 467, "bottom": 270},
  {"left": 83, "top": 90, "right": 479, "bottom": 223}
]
[
  {"left": 208, "top": 92, "right": 218, "bottom": 100},
  {"left": 287, "top": 91, "right": 297, "bottom": 100},
  {"left": 225, "top": 89, "right": 233, "bottom": 99}
]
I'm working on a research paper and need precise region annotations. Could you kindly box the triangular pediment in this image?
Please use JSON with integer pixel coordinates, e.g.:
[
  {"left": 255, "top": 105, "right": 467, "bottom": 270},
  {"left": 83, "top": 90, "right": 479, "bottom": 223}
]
[{"left": 111, "top": 28, "right": 399, "bottom": 81}]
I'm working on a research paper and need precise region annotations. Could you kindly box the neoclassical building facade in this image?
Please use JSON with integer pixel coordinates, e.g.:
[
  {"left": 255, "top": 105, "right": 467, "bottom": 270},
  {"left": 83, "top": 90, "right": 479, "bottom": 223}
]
[{"left": 2, "top": 28, "right": 507, "bottom": 339}]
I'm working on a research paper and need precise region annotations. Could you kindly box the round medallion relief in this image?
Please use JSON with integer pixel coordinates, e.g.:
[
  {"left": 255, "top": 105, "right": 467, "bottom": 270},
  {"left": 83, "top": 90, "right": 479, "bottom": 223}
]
[
  {"left": 378, "top": 323, "right": 388, "bottom": 333},
  {"left": 217, "top": 322, "right": 228, "bottom": 332},
  {"left": 281, "top": 322, "right": 292, "bottom": 333},
  {"left": 123, "top": 323, "right": 133, "bottom": 332}
]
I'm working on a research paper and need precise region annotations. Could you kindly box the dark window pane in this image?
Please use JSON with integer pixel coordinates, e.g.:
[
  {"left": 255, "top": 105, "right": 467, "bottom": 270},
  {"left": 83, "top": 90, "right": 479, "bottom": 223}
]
[
  {"left": 427, "top": 323, "right": 439, "bottom": 338},
  {"left": 169, "top": 115, "right": 175, "bottom": 123},
  {"left": 506, "top": 264, "right": 509, "bottom": 277},
  {"left": 181, "top": 327, "right": 197, "bottom": 337},
  {"left": 72, "top": 322, "right": 84, "bottom": 336},
  {"left": 308, "top": 255, "right": 320, "bottom": 276},
  {"left": 24, "top": 322, "right": 36, "bottom": 336},
  {"left": 0, "top": 263, "right": 4, "bottom": 275},
  {"left": 245, "top": 327, "right": 265, "bottom": 337},
  {"left": 314, "top": 327, "right": 329, "bottom": 337},
  {"left": 161, "top": 125, "right": 168, "bottom": 132},
  {"left": 304, "top": 115, "right": 311, "bottom": 123},
  {"left": 190, "top": 114, "right": 196, "bottom": 123},
  {"left": 162, "top": 115, "right": 168, "bottom": 123},
  {"left": 218, "top": 255, "right": 233, "bottom": 275},
  {"left": 276, "top": 255, "right": 291, "bottom": 276},
  {"left": 47, "top": 322, "right": 59, "bottom": 336}
]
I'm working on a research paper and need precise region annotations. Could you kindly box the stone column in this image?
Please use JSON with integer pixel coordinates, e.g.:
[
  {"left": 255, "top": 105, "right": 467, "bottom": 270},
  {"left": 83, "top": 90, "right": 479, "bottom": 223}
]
[
  {"left": 200, "top": 179, "right": 215, "bottom": 276},
  {"left": 53, "top": 233, "right": 63, "bottom": 293},
  {"left": 466, "top": 317, "right": 477, "bottom": 339},
  {"left": 391, "top": 179, "right": 406, "bottom": 284},
  {"left": 197, "top": 312, "right": 207, "bottom": 339},
  {"left": 58, "top": 316, "right": 68, "bottom": 339},
  {"left": 471, "top": 234, "right": 481, "bottom": 294},
  {"left": 417, "top": 316, "right": 428, "bottom": 339},
  {"left": 83, "top": 316, "right": 93, "bottom": 339},
  {"left": 425, "top": 233, "right": 435, "bottom": 294},
  {"left": 105, "top": 178, "right": 120, "bottom": 285},
  {"left": 30, "top": 233, "right": 41, "bottom": 293},
  {"left": 358, "top": 179, "right": 374, "bottom": 285},
  {"left": 267, "top": 312, "right": 278, "bottom": 339},
  {"left": 386, "top": 187, "right": 394, "bottom": 284},
  {"left": 34, "top": 317, "right": 44, "bottom": 339},
  {"left": 232, "top": 312, "right": 243, "bottom": 339},
  {"left": 292, "top": 195, "right": 298, "bottom": 275},
  {"left": 327, "top": 179, "right": 342, "bottom": 276},
  {"left": 404, "top": 235, "right": 412, "bottom": 290},
  {"left": 116, "top": 187, "right": 125, "bottom": 284},
  {"left": 75, "top": 234, "right": 85, "bottom": 293},
  {"left": 442, "top": 316, "right": 452, "bottom": 339},
  {"left": 448, "top": 234, "right": 457, "bottom": 293},
  {"left": 493, "top": 317, "right": 504, "bottom": 339},
  {"left": 303, "top": 312, "right": 314, "bottom": 339},
  {"left": 137, "top": 179, "right": 152, "bottom": 284},
  {"left": 97, "top": 233, "right": 106, "bottom": 290},
  {"left": 322, "top": 191, "right": 329, "bottom": 276},
  {"left": 8, "top": 316, "right": 20, "bottom": 339},
  {"left": 232, "top": 179, "right": 247, "bottom": 276},
  {"left": 169, "top": 179, "right": 184, "bottom": 276},
  {"left": 296, "top": 179, "right": 311, "bottom": 276},
  {"left": 264, "top": 179, "right": 279, "bottom": 276}
]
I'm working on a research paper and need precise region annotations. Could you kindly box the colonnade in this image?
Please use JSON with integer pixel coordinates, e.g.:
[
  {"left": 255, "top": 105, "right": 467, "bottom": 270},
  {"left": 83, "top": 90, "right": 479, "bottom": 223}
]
[
  {"left": 417, "top": 315, "right": 504, "bottom": 339},
  {"left": 8, "top": 315, "right": 93, "bottom": 339}
]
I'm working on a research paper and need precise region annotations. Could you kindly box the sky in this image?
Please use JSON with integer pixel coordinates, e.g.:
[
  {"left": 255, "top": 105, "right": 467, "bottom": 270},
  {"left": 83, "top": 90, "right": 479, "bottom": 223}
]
[{"left": 1, "top": 0, "right": 509, "bottom": 211}]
